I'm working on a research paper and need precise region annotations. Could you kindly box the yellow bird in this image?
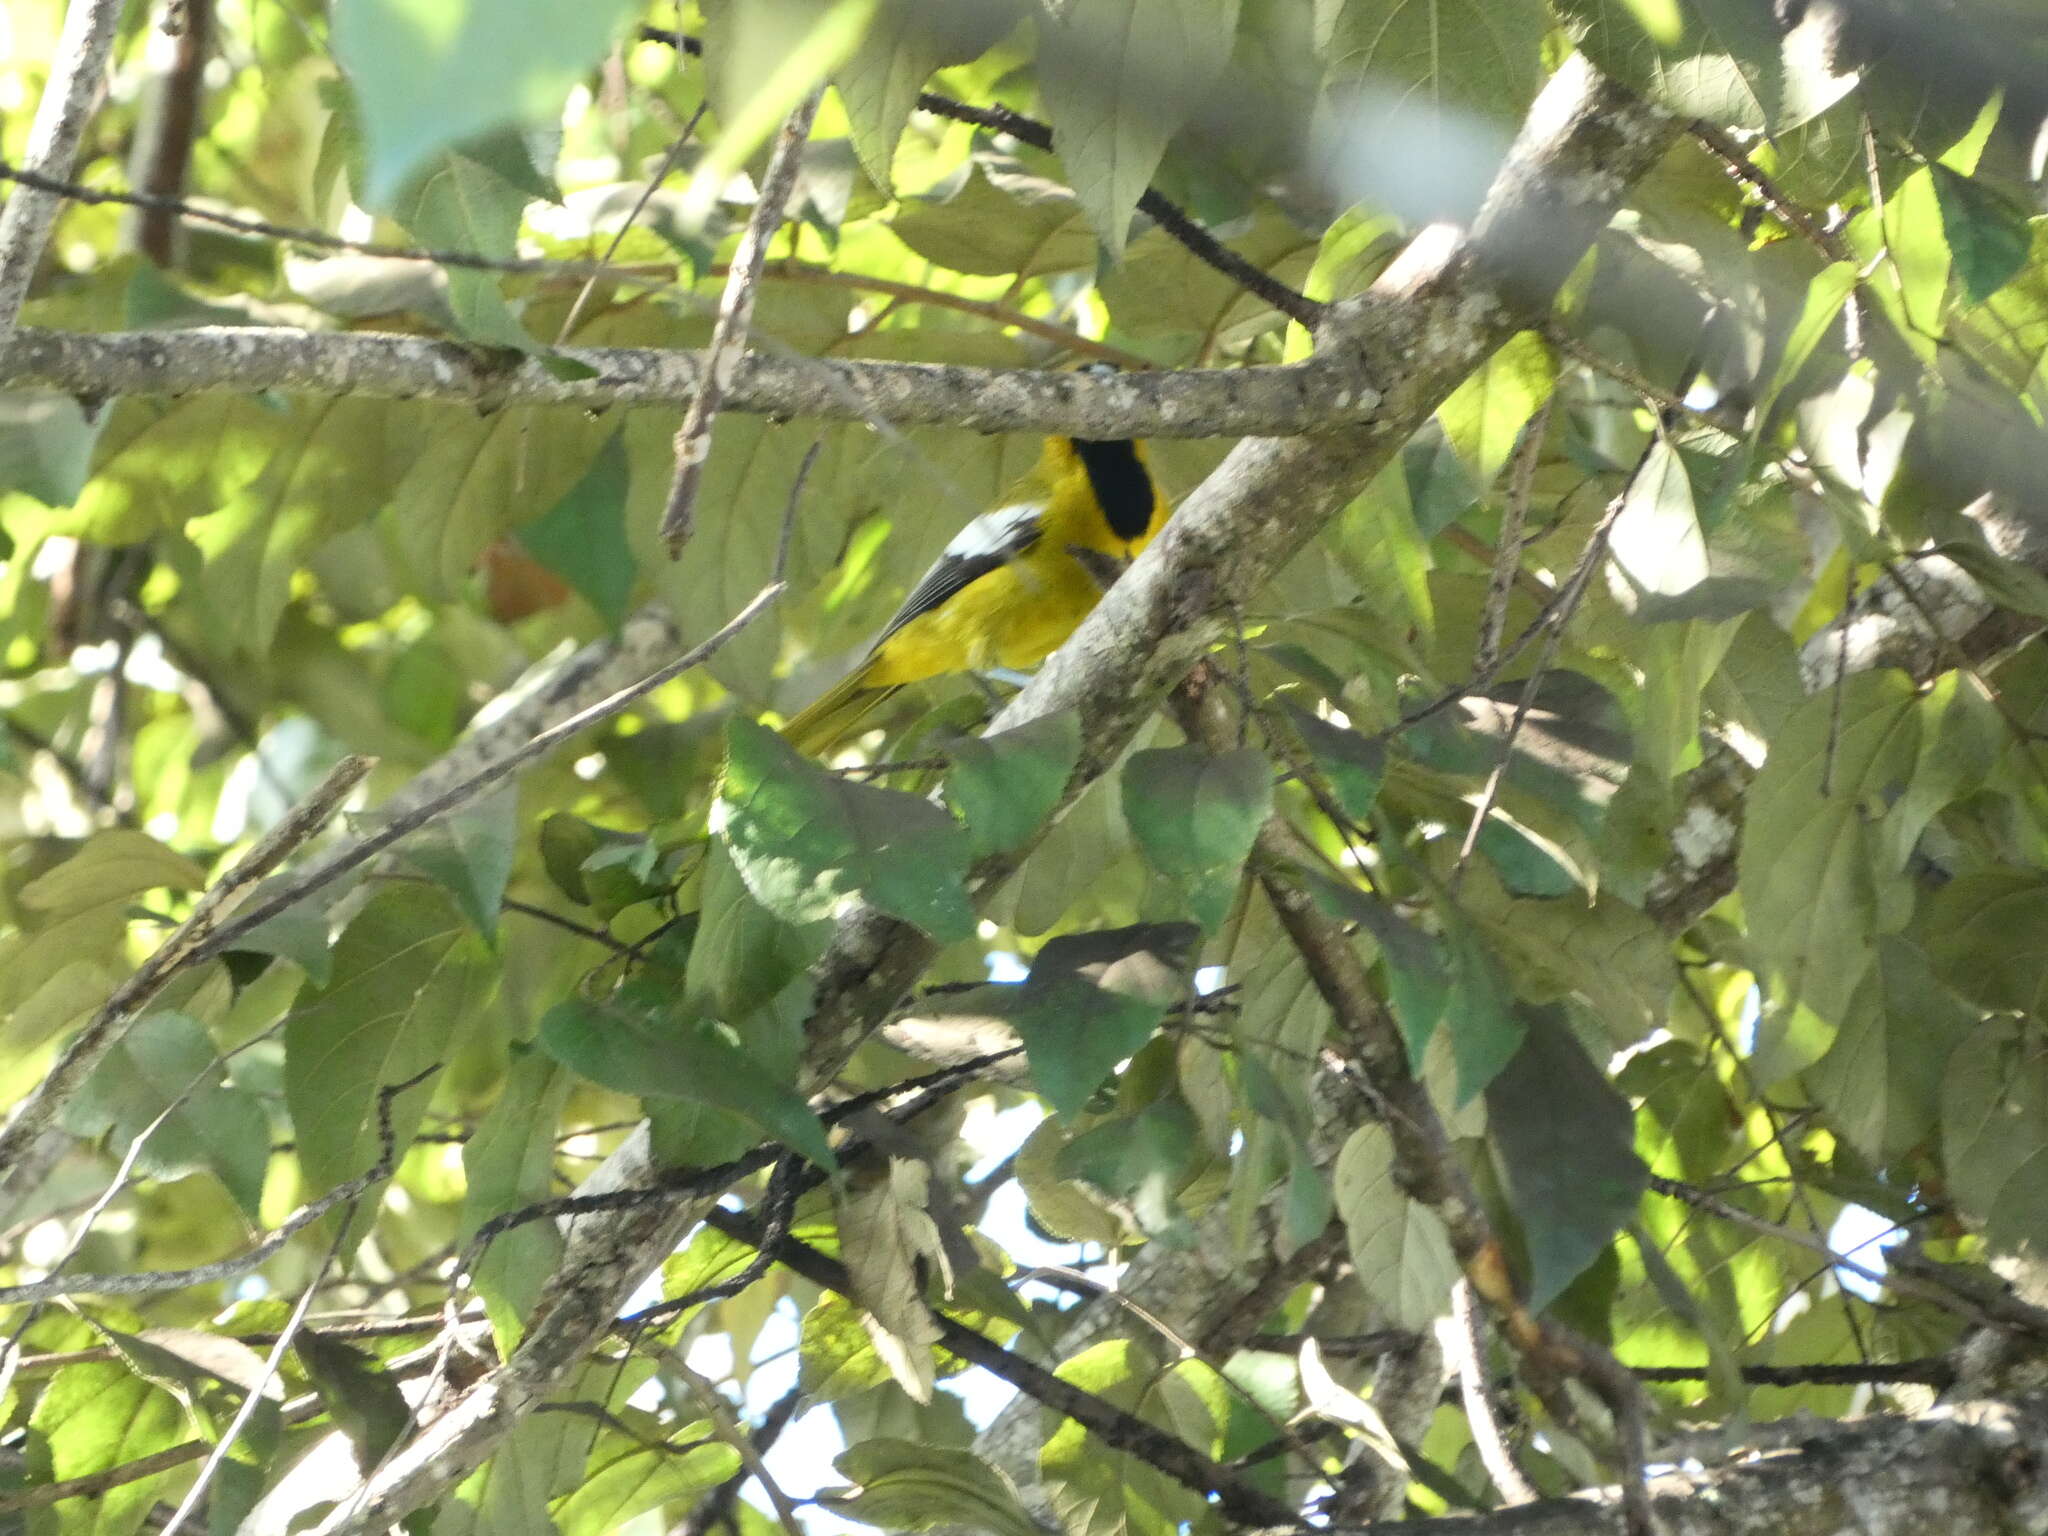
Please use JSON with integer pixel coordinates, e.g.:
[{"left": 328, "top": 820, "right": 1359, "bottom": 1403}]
[{"left": 781, "top": 431, "right": 1172, "bottom": 754}]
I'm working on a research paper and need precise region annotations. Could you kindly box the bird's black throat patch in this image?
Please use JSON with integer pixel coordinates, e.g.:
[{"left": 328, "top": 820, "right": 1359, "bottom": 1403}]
[{"left": 1070, "top": 438, "right": 1156, "bottom": 542}]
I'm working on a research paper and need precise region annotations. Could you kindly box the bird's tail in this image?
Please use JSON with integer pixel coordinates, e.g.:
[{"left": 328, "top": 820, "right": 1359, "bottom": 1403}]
[{"left": 778, "top": 664, "right": 902, "bottom": 757}]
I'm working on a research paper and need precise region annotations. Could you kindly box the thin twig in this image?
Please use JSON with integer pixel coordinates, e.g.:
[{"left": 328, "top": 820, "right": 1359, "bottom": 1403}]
[
  {"left": 184, "top": 582, "right": 783, "bottom": 967},
  {"left": 1630, "top": 1358, "right": 1954, "bottom": 1388},
  {"left": 703, "top": 1207, "right": 1299, "bottom": 1528},
  {"left": 0, "top": 753, "right": 373, "bottom": 1188},
  {"left": 2, "top": 713, "right": 134, "bottom": 823},
  {"left": 0, "top": 1065, "right": 435, "bottom": 1304},
  {"left": 775, "top": 437, "right": 821, "bottom": 585},
  {"left": 1452, "top": 1279, "right": 1538, "bottom": 1504},
  {"left": 1450, "top": 443, "right": 1636, "bottom": 881},
  {"left": 637, "top": 27, "right": 1325, "bottom": 330},
  {"left": 0, "top": 0, "right": 126, "bottom": 332},
  {"left": 679, "top": 1383, "right": 803, "bottom": 1536},
  {"left": 555, "top": 101, "right": 709, "bottom": 345},
  {"left": 1476, "top": 399, "right": 1550, "bottom": 673},
  {"left": 660, "top": 89, "right": 821, "bottom": 552},
  {"left": 1689, "top": 121, "right": 1848, "bottom": 260},
  {"left": 156, "top": 1218, "right": 353, "bottom": 1536},
  {"left": 1647, "top": 1174, "right": 2048, "bottom": 1337},
  {"left": 661, "top": 1350, "right": 806, "bottom": 1536}
]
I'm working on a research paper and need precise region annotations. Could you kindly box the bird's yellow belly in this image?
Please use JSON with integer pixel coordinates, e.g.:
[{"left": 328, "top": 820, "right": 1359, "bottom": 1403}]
[{"left": 861, "top": 553, "right": 1113, "bottom": 686}]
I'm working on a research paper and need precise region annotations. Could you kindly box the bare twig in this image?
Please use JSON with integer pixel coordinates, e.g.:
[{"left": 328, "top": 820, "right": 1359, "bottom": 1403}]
[
  {"left": 1450, "top": 448, "right": 1635, "bottom": 880},
  {"left": 1477, "top": 399, "right": 1550, "bottom": 673},
  {"left": 637, "top": 27, "right": 1324, "bottom": 329},
  {"left": 0, "top": 324, "right": 1378, "bottom": 438},
  {"left": 659, "top": 89, "right": 820, "bottom": 553},
  {"left": 555, "top": 101, "right": 709, "bottom": 345},
  {"left": 0, "top": 754, "right": 374, "bottom": 1190},
  {"left": 126, "top": 0, "right": 210, "bottom": 266},
  {"left": 1648, "top": 1175, "right": 2048, "bottom": 1338},
  {"left": 662, "top": 1349, "right": 806, "bottom": 1536},
  {"left": 1689, "top": 120, "right": 1848, "bottom": 261},
  {"left": 186, "top": 582, "right": 782, "bottom": 967},
  {"left": 0, "top": 1066, "right": 435, "bottom": 1305},
  {"left": 678, "top": 1383, "right": 803, "bottom": 1536},
  {"left": 1452, "top": 1278, "right": 1538, "bottom": 1504},
  {"left": 0, "top": 0, "right": 125, "bottom": 332},
  {"left": 702, "top": 1206, "right": 1300, "bottom": 1528},
  {"left": 156, "top": 1220, "right": 352, "bottom": 1536}
]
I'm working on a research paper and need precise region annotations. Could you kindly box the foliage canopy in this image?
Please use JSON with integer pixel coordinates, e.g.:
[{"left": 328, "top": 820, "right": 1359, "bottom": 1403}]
[{"left": 3, "top": 0, "right": 2048, "bottom": 1533}]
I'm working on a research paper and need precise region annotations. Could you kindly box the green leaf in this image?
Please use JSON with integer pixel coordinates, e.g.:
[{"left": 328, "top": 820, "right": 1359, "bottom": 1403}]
[
  {"left": 1552, "top": 0, "right": 1856, "bottom": 131},
  {"left": 387, "top": 144, "right": 539, "bottom": 349},
  {"left": 822, "top": 1439, "right": 1043, "bottom": 1536},
  {"left": 1041, "top": 1340, "right": 1207, "bottom": 1536},
  {"left": 515, "top": 427, "right": 637, "bottom": 628},
  {"left": 1009, "top": 923, "right": 1199, "bottom": 1119},
  {"left": 1921, "top": 869, "right": 2048, "bottom": 1015},
  {"left": 1808, "top": 938, "right": 1976, "bottom": 1164},
  {"left": 283, "top": 886, "right": 483, "bottom": 1206},
  {"left": 1880, "top": 166, "right": 1950, "bottom": 340},
  {"left": 716, "top": 716, "right": 975, "bottom": 941},
  {"left": 0, "top": 390, "right": 103, "bottom": 506},
  {"left": 1485, "top": 1006, "right": 1648, "bottom": 1308},
  {"left": 834, "top": 2, "right": 1009, "bottom": 188},
  {"left": 1756, "top": 261, "right": 1858, "bottom": 419},
  {"left": 1122, "top": 745, "right": 1272, "bottom": 928},
  {"left": 550, "top": 1432, "right": 740, "bottom": 1536},
  {"left": 1332, "top": 1121, "right": 1460, "bottom": 1329},
  {"left": 797, "top": 1288, "right": 992, "bottom": 1403},
  {"left": 945, "top": 709, "right": 1083, "bottom": 858},
  {"left": 1317, "top": 0, "right": 1549, "bottom": 121},
  {"left": 1738, "top": 671, "right": 1918, "bottom": 1042},
  {"left": 890, "top": 166, "right": 1097, "bottom": 278},
  {"left": 1940, "top": 1016, "right": 2048, "bottom": 1258},
  {"left": 462, "top": 1049, "right": 573, "bottom": 1344},
  {"left": 334, "top": 0, "right": 639, "bottom": 206},
  {"left": 1055, "top": 1094, "right": 1202, "bottom": 1246},
  {"left": 687, "top": 837, "right": 830, "bottom": 1022},
  {"left": 1609, "top": 435, "right": 1708, "bottom": 604},
  {"left": 296, "top": 1332, "right": 413, "bottom": 1470},
  {"left": 61, "top": 1011, "right": 270, "bottom": 1217},
  {"left": 402, "top": 786, "right": 517, "bottom": 940},
  {"left": 1277, "top": 701, "right": 1384, "bottom": 821},
  {"left": 20, "top": 829, "right": 206, "bottom": 914},
  {"left": 1437, "top": 330, "right": 1555, "bottom": 487},
  {"left": 29, "top": 1362, "right": 185, "bottom": 1536},
  {"left": 1930, "top": 164, "right": 2033, "bottom": 306},
  {"left": 1036, "top": 0, "right": 1241, "bottom": 258},
  {"left": 536, "top": 986, "right": 832, "bottom": 1167}
]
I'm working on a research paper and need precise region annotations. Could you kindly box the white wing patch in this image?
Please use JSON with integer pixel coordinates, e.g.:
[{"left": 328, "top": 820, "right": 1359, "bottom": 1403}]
[
  {"left": 940, "top": 502, "right": 1043, "bottom": 561},
  {"left": 871, "top": 500, "right": 1046, "bottom": 646}
]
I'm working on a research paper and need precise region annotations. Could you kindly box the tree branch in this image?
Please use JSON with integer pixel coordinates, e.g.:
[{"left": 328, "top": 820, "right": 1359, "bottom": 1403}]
[
  {"left": 0, "top": 0, "right": 124, "bottom": 332},
  {"left": 1268, "top": 1397, "right": 2048, "bottom": 1536},
  {"left": 660, "top": 88, "right": 819, "bottom": 551},
  {"left": 0, "top": 325, "right": 1377, "bottom": 438}
]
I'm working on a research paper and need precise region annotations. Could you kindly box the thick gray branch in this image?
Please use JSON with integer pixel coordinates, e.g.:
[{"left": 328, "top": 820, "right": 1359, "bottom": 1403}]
[
  {"left": 0, "top": 0, "right": 123, "bottom": 332},
  {"left": 0, "top": 326, "right": 1374, "bottom": 439},
  {"left": 1286, "top": 1396, "right": 2048, "bottom": 1536}
]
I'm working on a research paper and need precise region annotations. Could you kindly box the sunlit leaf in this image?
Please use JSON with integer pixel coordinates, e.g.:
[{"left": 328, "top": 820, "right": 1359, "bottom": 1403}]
[{"left": 717, "top": 717, "right": 975, "bottom": 941}]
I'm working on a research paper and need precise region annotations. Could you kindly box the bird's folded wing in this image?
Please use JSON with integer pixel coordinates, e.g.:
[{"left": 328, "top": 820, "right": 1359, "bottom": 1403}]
[{"left": 872, "top": 501, "right": 1043, "bottom": 647}]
